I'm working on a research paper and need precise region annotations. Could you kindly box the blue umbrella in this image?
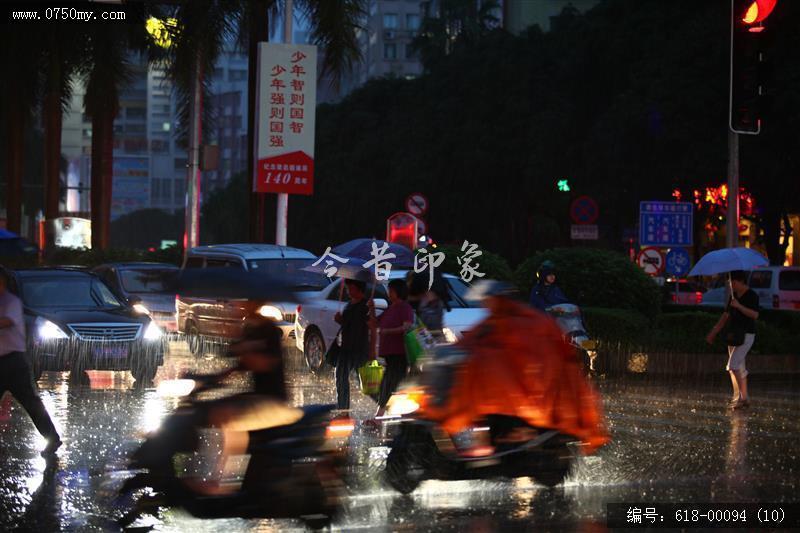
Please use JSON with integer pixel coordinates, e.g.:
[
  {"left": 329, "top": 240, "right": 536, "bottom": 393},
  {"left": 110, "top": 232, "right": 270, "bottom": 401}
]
[
  {"left": 331, "top": 239, "right": 414, "bottom": 268},
  {"left": 687, "top": 247, "right": 768, "bottom": 277}
]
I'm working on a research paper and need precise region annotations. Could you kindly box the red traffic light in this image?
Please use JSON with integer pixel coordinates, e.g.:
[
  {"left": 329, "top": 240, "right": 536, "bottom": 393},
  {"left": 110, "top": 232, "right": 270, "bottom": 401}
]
[{"left": 742, "top": 0, "right": 777, "bottom": 25}]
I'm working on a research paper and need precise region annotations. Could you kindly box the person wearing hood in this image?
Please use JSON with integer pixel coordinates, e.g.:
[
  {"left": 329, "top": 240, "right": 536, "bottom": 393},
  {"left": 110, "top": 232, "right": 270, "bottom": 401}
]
[{"left": 529, "top": 260, "right": 570, "bottom": 311}]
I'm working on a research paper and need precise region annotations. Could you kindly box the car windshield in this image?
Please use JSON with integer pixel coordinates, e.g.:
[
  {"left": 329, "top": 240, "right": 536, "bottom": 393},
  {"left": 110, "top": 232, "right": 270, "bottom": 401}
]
[
  {"left": 247, "top": 258, "right": 329, "bottom": 290},
  {"left": 446, "top": 277, "right": 481, "bottom": 308},
  {"left": 779, "top": 271, "right": 800, "bottom": 291},
  {"left": 120, "top": 268, "right": 178, "bottom": 293},
  {"left": 21, "top": 277, "right": 123, "bottom": 309},
  {"left": 0, "top": 238, "right": 37, "bottom": 256}
]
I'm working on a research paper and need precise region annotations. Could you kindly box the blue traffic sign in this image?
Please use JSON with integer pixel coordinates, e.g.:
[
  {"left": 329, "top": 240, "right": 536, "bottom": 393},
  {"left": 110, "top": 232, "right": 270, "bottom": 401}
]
[
  {"left": 665, "top": 248, "right": 691, "bottom": 277},
  {"left": 639, "top": 201, "right": 693, "bottom": 247}
]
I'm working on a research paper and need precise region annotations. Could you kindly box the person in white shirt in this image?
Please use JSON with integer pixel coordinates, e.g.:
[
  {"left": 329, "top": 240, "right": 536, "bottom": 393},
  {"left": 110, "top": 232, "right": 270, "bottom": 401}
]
[{"left": 0, "top": 268, "right": 61, "bottom": 455}]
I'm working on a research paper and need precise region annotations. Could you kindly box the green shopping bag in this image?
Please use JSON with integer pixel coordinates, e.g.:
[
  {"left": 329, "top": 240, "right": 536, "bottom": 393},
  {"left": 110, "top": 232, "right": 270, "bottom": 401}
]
[
  {"left": 358, "top": 360, "right": 384, "bottom": 396},
  {"left": 404, "top": 319, "right": 433, "bottom": 365}
]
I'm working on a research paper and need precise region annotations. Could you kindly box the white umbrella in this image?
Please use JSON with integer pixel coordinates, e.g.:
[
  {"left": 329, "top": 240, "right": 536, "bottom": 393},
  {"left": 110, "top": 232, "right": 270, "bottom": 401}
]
[{"left": 687, "top": 247, "right": 768, "bottom": 277}]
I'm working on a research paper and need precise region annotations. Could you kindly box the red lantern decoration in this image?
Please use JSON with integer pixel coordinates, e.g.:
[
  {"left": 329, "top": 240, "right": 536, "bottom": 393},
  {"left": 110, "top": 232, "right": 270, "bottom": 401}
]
[{"left": 742, "top": 0, "right": 778, "bottom": 24}]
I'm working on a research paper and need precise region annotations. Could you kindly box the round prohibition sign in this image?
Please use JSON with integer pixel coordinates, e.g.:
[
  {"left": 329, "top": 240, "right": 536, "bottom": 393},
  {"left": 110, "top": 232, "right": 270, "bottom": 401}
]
[
  {"left": 637, "top": 246, "right": 665, "bottom": 276},
  {"left": 405, "top": 193, "right": 428, "bottom": 217},
  {"left": 570, "top": 195, "right": 599, "bottom": 225}
]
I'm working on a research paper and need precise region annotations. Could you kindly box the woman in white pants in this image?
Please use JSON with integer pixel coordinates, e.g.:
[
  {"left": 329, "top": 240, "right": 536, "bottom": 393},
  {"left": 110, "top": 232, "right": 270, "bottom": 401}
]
[{"left": 706, "top": 270, "right": 759, "bottom": 410}]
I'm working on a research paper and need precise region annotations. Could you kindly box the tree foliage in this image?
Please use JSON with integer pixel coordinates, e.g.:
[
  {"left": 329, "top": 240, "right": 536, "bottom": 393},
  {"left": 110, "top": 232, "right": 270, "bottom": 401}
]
[
  {"left": 514, "top": 248, "right": 662, "bottom": 318},
  {"left": 278, "top": 0, "right": 800, "bottom": 265}
]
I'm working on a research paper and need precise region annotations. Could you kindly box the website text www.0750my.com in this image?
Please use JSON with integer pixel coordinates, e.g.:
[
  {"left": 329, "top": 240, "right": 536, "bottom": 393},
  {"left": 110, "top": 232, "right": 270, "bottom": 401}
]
[{"left": 10, "top": 7, "right": 126, "bottom": 23}]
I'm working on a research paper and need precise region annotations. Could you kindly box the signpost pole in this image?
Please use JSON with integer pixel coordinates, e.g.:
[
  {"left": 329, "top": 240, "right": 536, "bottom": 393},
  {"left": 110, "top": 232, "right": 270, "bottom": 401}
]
[
  {"left": 726, "top": 129, "right": 740, "bottom": 248},
  {"left": 275, "top": 0, "right": 292, "bottom": 246}
]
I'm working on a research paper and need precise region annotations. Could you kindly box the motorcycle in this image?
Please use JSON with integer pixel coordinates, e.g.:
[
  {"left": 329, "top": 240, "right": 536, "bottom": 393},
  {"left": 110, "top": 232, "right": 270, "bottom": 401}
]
[
  {"left": 381, "top": 347, "right": 580, "bottom": 495},
  {"left": 545, "top": 303, "right": 598, "bottom": 371},
  {"left": 115, "top": 371, "right": 353, "bottom": 530}
]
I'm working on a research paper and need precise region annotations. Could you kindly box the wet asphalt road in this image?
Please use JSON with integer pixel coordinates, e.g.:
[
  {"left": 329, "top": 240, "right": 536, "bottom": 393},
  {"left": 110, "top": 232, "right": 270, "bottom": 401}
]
[{"left": 0, "top": 341, "right": 798, "bottom": 532}]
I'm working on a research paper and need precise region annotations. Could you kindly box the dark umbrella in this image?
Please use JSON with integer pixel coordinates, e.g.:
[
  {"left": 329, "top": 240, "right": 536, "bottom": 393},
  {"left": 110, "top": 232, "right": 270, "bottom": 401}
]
[
  {"left": 331, "top": 239, "right": 414, "bottom": 268},
  {"left": 176, "top": 267, "right": 299, "bottom": 302},
  {"left": 301, "top": 255, "right": 375, "bottom": 283}
]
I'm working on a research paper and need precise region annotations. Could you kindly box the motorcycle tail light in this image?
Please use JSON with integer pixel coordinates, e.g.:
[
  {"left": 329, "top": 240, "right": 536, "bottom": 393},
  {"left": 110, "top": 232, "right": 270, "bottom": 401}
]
[
  {"left": 695, "top": 291, "right": 703, "bottom": 304},
  {"left": 296, "top": 304, "right": 302, "bottom": 314}
]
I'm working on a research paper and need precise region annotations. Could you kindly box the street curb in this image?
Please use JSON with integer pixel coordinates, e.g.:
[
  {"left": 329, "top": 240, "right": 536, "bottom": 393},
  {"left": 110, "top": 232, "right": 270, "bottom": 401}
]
[{"left": 597, "top": 351, "right": 800, "bottom": 376}]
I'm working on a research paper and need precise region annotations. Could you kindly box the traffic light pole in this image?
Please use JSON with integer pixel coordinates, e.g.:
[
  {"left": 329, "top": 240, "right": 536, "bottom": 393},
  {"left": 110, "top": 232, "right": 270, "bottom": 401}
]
[{"left": 726, "top": 130, "right": 740, "bottom": 248}]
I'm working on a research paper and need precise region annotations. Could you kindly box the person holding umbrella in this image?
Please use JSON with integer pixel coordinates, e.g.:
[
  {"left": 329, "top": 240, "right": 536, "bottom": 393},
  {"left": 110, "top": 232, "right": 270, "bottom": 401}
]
[
  {"left": 333, "top": 279, "right": 371, "bottom": 411},
  {"left": 690, "top": 248, "right": 767, "bottom": 411},
  {"left": 705, "top": 270, "right": 759, "bottom": 409}
]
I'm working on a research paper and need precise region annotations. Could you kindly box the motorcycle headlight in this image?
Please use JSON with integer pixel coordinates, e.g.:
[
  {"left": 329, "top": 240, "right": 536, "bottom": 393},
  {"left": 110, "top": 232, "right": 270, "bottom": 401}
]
[
  {"left": 442, "top": 327, "right": 458, "bottom": 344},
  {"left": 36, "top": 318, "right": 68, "bottom": 340},
  {"left": 143, "top": 320, "right": 163, "bottom": 341},
  {"left": 257, "top": 305, "right": 283, "bottom": 321},
  {"left": 132, "top": 303, "right": 150, "bottom": 315},
  {"left": 385, "top": 392, "right": 422, "bottom": 417}
]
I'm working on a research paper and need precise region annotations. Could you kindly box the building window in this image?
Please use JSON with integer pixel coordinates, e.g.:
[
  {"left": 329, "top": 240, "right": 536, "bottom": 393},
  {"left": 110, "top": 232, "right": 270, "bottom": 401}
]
[
  {"left": 126, "top": 107, "right": 147, "bottom": 120},
  {"left": 174, "top": 179, "right": 185, "bottom": 200},
  {"left": 384, "top": 43, "right": 397, "bottom": 60},
  {"left": 383, "top": 13, "right": 398, "bottom": 29},
  {"left": 406, "top": 13, "right": 420, "bottom": 30},
  {"left": 151, "top": 139, "right": 169, "bottom": 153},
  {"left": 405, "top": 43, "right": 418, "bottom": 59},
  {"left": 228, "top": 69, "right": 247, "bottom": 81},
  {"left": 174, "top": 158, "right": 188, "bottom": 170}
]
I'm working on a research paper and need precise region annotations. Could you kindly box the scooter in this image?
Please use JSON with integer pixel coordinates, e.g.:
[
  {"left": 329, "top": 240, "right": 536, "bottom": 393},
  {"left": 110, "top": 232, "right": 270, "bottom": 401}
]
[
  {"left": 545, "top": 303, "right": 598, "bottom": 371},
  {"left": 380, "top": 347, "right": 578, "bottom": 495},
  {"left": 115, "top": 371, "right": 353, "bottom": 530}
]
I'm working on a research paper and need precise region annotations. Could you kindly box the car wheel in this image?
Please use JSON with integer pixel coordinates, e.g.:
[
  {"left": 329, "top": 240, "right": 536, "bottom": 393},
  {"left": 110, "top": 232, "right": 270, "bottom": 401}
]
[
  {"left": 186, "top": 322, "right": 203, "bottom": 356},
  {"left": 531, "top": 442, "right": 573, "bottom": 488},
  {"left": 303, "top": 328, "right": 326, "bottom": 373}
]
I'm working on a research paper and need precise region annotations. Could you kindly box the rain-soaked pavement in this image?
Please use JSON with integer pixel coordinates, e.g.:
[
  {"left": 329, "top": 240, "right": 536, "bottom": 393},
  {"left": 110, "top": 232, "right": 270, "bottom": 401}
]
[{"left": 0, "top": 341, "right": 798, "bottom": 532}]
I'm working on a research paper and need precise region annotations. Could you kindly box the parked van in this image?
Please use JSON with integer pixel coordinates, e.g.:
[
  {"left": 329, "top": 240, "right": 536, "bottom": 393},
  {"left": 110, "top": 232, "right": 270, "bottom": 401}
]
[{"left": 701, "top": 266, "right": 800, "bottom": 310}]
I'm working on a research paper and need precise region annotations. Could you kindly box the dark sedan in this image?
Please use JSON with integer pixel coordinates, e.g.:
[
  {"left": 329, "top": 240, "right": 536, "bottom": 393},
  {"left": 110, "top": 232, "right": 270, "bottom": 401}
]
[
  {"left": 8, "top": 268, "right": 166, "bottom": 383},
  {"left": 92, "top": 262, "right": 180, "bottom": 333}
]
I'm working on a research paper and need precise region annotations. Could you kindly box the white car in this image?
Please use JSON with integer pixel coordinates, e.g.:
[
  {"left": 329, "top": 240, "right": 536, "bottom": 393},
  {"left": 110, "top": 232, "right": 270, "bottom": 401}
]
[
  {"left": 701, "top": 266, "right": 800, "bottom": 310},
  {"left": 295, "top": 271, "right": 488, "bottom": 372}
]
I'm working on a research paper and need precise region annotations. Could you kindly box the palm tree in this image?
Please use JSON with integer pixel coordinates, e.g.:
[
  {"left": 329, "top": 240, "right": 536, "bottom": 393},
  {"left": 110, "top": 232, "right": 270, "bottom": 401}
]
[
  {"left": 1, "top": 26, "right": 42, "bottom": 235},
  {"left": 79, "top": 7, "right": 159, "bottom": 250},
  {"left": 40, "top": 27, "right": 83, "bottom": 225},
  {"left": 161, "top": 0, "right": 364, "bottom": 243}
]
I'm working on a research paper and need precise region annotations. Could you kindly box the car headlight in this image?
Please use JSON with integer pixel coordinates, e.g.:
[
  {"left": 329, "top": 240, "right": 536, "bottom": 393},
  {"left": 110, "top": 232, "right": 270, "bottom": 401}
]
[
  {"left": 143, "top": 321, "right": 163, "bottom": 341},
  {"left": 36, "top": 318, "right": 68, "bottom": 340},
  {"left": 132, "top": 303, "right": 150, "bottom": 315},
  {"left": 257, "top": 305, "right": 283, "bottom": 321},
  {"left": 442, "top": 327, "right": 458, "bottom": 343}
]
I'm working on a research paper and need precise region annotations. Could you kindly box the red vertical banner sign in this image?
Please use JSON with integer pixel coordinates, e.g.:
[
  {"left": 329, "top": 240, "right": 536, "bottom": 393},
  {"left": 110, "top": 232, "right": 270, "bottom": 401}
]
[{"left": 254, "top": 43, "right": 317, "bottom": 195}]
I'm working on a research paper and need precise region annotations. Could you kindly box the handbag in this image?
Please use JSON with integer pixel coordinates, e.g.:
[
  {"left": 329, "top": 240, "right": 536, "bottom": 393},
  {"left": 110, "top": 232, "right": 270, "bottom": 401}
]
[
  {"left": 324, "top": 329, "right": 342, "bottom": 367},
  {"left": 358, "top": 360, "right": 384, "bottom": 396}
]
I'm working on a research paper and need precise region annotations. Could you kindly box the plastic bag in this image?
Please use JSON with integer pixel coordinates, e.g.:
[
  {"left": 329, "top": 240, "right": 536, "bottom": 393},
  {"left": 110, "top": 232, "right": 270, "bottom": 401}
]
[
  {"left": 358, "top": 360, "right": 384, "bottom": 396},
  {"left": 404, "top": 320, "right": 436, "bottom": 365}
]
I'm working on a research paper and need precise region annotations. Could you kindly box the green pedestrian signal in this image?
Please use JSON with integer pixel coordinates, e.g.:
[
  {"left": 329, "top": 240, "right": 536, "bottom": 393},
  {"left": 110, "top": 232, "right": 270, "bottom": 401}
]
[{"left": 557, "top": 179, "right": 571, "bottom": 192}]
